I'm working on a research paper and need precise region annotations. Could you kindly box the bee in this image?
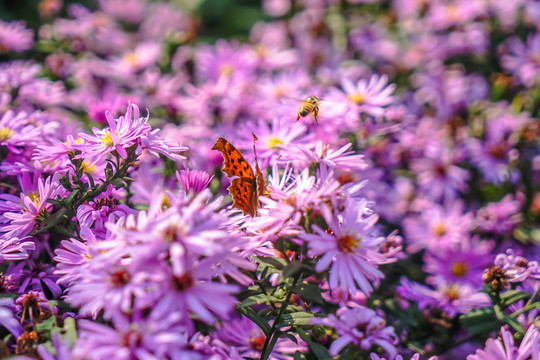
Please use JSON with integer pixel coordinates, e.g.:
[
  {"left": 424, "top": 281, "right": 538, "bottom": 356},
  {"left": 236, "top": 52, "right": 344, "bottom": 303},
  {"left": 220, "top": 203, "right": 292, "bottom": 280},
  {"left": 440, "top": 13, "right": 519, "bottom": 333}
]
[{"left": 295, "top": 95, "right": 321, "bottom": 125}]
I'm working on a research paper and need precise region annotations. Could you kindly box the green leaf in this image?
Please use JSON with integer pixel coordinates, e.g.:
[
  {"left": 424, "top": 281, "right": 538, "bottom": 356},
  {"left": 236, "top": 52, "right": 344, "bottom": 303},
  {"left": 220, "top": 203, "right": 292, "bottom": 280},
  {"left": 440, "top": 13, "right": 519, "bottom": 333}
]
[
  {"left": 281, "top": 332, "right": 298, "bottom": 344},
  {"left": 308, "top": 342, "right": 332, "bottom": 360},
  {"left": 460, "top": 308, "right": 499, "bottom": 335},
  {"left": 279, "top": 312, "right": 318, "bottom": 327},
  {"left": 500, "top": 290, "right": 531, "bottom": 307},
  {"left": 296, "top": 327, "right": 312, "bottom": 342},
  {"left": 294, "top": 351, "right": 307, "bottom": 360},
  {"left": 236, "top": 306, "right": 271, "bottom": 335},
  {"left": 282, "top": 261, "right": 305, "bottom": 279},
  {"left": 238, "top": 294, "right": 282, "bottom": 307},
  {"left": 255, "top": 256, "right": 287, "bottom": 270},
  {"left": 292, "top": 282, "right": 324, "bottom": 305}
]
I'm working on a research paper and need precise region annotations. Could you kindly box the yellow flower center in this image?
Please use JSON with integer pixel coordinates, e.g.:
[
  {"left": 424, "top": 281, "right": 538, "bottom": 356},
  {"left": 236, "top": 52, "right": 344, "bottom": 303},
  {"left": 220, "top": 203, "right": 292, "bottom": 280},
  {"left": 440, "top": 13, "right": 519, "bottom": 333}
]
[
  {"left": 444, "top": 284, "right": 460, "bottom": 301},
  {"left": 336, "top": 234, "right": 360, "bottom": 253},
  {"left": 219, "top": 64, "right": 234, "bottom": 77},
  {"left": 28, "top": 192, "right": 40, "bottom": 206},
  {"left": 348, "top": 93, "right": 365, "bottom": 105},
  {"left": 433, "top": 223, "right": 447, "bottom": 236},
  {"left": 268, "top": 136, "right": 284, "bottom": 149},
  {"left": 0, "top": 127, "right": 14, "bottom": 141},
  {"left": 451, "top": 262, "right": 468, "bottom": 277},
  {"left": 101, "top": 131, "right": 115, "bottom": 147},
  {"left": 81, "top": 161, "right": 96, "bottom": 174},
  {"left": 125, "top": 53, "right": 138, "bottom": 67}
]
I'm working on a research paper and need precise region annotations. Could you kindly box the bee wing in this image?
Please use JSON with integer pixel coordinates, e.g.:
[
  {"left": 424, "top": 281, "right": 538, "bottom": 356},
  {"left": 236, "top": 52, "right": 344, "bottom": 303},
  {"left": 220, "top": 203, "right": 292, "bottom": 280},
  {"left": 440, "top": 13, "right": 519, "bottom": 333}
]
[{"left": 282, "top": 96, "right": 306, "bottom": 103}]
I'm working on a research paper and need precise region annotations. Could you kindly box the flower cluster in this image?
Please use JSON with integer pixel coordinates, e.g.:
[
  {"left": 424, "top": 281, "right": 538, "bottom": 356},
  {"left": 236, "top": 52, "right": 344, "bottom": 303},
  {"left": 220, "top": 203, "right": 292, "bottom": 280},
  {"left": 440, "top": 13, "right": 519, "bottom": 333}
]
[{"left": 0, "top": 0, "right": 538, "bottom": 359}]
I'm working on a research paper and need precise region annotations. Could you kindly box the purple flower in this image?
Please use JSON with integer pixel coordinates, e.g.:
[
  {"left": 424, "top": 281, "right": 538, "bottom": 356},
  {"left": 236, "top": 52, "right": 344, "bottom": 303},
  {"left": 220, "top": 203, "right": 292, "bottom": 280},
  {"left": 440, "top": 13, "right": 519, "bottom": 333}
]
[
  {"left": 501, "top": 34, "right": 540, "bottom": 88},
  {"left": 0, "top": 236, "right": 35, "bottom": 262},
  {"left": 281, "top": 141, "right": 367, "bottom": 172},
  {"left": 423, "top": 237, "right": 494, "bottom": 289},
  {"left": 0, "top": 20, "right": 33, "bottom": 52},
  {"left": 398, "top": 278, "right": 491, "bottom": 317},
  {"left": 466, "top": 325, "right": 540, "bottom": 360},
  {"left": 370, "top": 353, "right": 438, "bottom": 360},
  {"left": 0, "top": 297, "right": 23, "bottom": 338},
  {"left": 210, "top": 315, "right": 307, "bottom": 360},
  {"left": 475, "top": 195, "right": 523, "bottom": 234},
  {"left": 312, "top": 306, "right": 398, "bottom": 357},
  {"left": 76, "top": 184, "right": 136, "bottom": 231},
  {"left": 298, "top": 198, "right": 388, "bottom": 296},
  {"left": 75, "top": 309, "right": 206, "bottom": 360},
  {"left": 176, "top": 169, "right": 213, "bottom": 193},
  {"left": 403, "top": 201, "right": 473, "bottom": 253},
  {"left": 64, "top": 247, "right": 150, "bottom": 319},
  {"left": 493, "top": 249, "right": 540, "bottom": 285},
  {"left": 1, "top": 172, "right": 65, "bottom": 238},
  {"left": 333, "top": 74, "right": 396, "bottom": 117},
  {"left": 76, "top": 103, "right": 186, "bottom": 163},
  {"left": 18, "top": 261, "right": 62, "bottom": 298}
]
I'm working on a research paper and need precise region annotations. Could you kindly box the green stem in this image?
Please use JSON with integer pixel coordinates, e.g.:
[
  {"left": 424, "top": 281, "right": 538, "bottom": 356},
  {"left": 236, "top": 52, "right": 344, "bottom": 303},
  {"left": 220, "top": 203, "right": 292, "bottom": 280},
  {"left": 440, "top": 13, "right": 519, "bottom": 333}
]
[{"left": 259, "top": 273, "right": 302, "bottom": 360}]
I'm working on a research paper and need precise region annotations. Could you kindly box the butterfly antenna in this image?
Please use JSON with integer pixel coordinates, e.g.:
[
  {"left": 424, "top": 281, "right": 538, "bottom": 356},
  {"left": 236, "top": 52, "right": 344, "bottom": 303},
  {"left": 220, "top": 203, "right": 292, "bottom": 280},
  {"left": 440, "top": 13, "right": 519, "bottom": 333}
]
[{"left": 252, "top": 132, "right": 260, "bottom": 167}]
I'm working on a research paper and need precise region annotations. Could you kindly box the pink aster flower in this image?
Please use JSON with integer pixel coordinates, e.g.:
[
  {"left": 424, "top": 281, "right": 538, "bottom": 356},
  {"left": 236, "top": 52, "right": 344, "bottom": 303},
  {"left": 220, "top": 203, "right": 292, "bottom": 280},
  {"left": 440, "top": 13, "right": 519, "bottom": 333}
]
[
  {"left": 53, "top": 226, "right": 100, "bottom": 286},
  {"left": 370, "top": 353, "right": 438, "bottom": 360},
  {"left": 501, "top": 34, "right": 540, "bottom": 88},
  {"left": 403, "top": 201, "right": 473, "bottom": 253},
  {"left": 494, "top": 249, "right": 540, "bottom": 285},
  {"left": 75, "top": 309, "right": 205, "bottom": 360},
  {"left": 75, "top": 103, "right": 186, "bottom": 163},
  {"left": 0, "top": 20, "right": 33, "bottom": 52},
  {"left": 0, "top": 236, "right": 35, "bottom": 263},
  {"left": 333, "top": 74, "right": 396, "bottom": 117},
  {"left": 281, "top": 141, "right": 367, "bottom": 172},
  {"left": 423, "top": 237, "right": 494, "bottom": 288},
  {"left": 0, "top": 298, "right": 23, "bottom": 338},
  {"left": 466, "top": 325, "right": 540, "bottom": 360},
  {"left": 298, "top": 198, "right": 388, "bottom": 296},
  {"left": 176, "top": 169, "right": 213, "bottom": 193},
  {"left": 312, "top": 306, "right": 398, "bottom": 357},
  {"left": 398, "top": 278, "right": 491, "bottom": 317},
  {"left": 210, "top": 315, "right": 307, "bottom": 360},
  {"left": 476, "top": 195, "right": 523, "bottom": 234},
  {"left": 1, "top": 172, "right": 65, "bottom": 238},
  {"left": 110, "top": 41, "right": 162, "bottom": 76},
  {"left": 76, "top": 184, "right": 136, "bottom": 232}
]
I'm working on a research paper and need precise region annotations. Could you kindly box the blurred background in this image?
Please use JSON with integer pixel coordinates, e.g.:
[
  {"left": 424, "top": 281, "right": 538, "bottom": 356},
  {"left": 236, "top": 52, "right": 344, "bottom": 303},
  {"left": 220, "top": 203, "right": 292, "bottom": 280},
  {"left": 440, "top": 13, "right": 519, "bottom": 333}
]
[{"left": 0, "top": 0, "right": 265, "bottom": 41}]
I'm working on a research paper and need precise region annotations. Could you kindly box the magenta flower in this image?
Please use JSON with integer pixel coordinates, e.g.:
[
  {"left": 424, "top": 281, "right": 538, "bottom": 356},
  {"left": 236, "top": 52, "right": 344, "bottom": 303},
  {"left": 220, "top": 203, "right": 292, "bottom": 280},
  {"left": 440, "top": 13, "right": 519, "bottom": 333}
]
[
  {"left": 0, "top": 236, "right": 35, "bottom": 263},
  {"left": 466, "top": 325, "right": 540, "bottom": 360},
  {"left": 501, "top": 34, "right": 540, "bottom": 88},
  {"left": 76, "top": 184, "right": 136, "bottom": 231},
  {"left": 0, "top": 20, "right": 33, "bottom": 52},
  {"left": 1, "top": 172, "right": 65, "bottom": 238},
  {"left": 475, "top": 195, "right": 523, "bottom": 234},
  {"left": 398, "top": 278, "right": 491, "bottom": 317},
  {"left": 403, "top": 201, "right": 473, "bottom": 253},
  {"left": 423, "top": 237, "right": 494, "bottom": 289},
  {"left": 210, "top": 315, "right": 307, "bottom": 360},
  {"left": 494, "top": 249, "right": 540, "bottom": 285},
  {"left": 76, "top": 103, "right": 186, "bottom": 163},
  {"left": 0, "top": 298, "right": 23, "bottom": 338},
  {"left": 75, "top": 309, "right": 205, "bottom": 360},
  {"left": 176, "top": 169, "right": 213, "bottom": 193},
  {"left": 334, "top": 74, "right": 396, "bottom": 117},
  {"left": 312, "top": 306, "right": 398, "bottom": 357},
  {"left": 298, "top": 198, "right": 388, "bottom": 296},
  {"left": 370, "top": 353, "right": 438, "bottom": 360}
]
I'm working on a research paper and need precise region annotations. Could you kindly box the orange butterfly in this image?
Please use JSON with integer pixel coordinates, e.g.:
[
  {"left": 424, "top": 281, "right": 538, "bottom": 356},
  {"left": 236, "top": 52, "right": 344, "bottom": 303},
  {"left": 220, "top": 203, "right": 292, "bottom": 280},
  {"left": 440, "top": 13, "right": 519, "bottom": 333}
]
[{"left": 212, "top": 133, "right": 265, "bottom": 217}]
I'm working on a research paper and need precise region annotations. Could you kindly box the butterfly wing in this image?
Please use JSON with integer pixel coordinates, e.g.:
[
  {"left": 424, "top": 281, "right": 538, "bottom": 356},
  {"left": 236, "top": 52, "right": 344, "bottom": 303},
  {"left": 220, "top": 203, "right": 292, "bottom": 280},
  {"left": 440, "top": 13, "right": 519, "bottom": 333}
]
[
  {"left": 229, "top": 177, "right": 258, "bottom": 217},
  {"left": 212, "top": 138, "right": 255, "bottom": 179},
  {"left": 212, "top": 138, "right": 258, "bottom": 217}
]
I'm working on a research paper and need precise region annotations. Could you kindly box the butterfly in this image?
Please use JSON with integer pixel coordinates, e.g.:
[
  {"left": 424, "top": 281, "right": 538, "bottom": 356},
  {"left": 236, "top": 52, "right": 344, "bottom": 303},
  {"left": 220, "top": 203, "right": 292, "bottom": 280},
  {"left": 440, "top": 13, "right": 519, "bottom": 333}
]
[{"left": 212, "top": 133, "right": 265, "bottom": 217}]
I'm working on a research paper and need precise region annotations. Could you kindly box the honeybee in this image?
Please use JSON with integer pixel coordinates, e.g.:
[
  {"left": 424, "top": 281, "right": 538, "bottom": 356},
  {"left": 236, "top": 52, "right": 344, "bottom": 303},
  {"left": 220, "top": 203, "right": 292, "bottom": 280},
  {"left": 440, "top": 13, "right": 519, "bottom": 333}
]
[{"left": 295, "top": 95, "right": 321, "bottom": 125}]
